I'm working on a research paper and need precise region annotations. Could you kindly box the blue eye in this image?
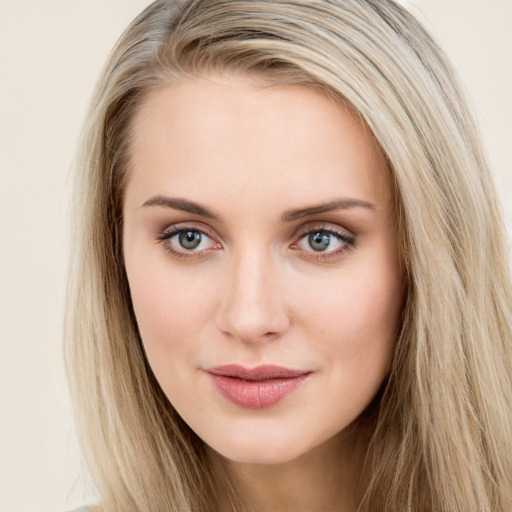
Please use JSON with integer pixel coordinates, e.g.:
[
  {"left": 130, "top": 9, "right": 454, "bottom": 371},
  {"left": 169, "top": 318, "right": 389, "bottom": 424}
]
[
  {"left": 296, "top": 229, "right": 353, "bottom": 254},
  {"left": 178, "top": 230, "right": 203, "bottom": 250},
  {"left": 156, "top": 227, "right": 218, "bottom": 255},
  {"left": 308, "top": 232, "right": 333, "bottom": 252}
]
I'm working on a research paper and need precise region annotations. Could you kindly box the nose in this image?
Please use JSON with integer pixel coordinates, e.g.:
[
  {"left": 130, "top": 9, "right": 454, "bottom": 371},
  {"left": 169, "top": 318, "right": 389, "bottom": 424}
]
[{"left": 216, "top": 249, "right": 290, "bottom": 343}]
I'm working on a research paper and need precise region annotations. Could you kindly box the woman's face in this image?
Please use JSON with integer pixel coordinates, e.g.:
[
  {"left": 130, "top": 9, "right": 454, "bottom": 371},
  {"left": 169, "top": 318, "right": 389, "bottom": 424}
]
[{"left": 123, "top": 75, "right": 404, "bottom": 464}]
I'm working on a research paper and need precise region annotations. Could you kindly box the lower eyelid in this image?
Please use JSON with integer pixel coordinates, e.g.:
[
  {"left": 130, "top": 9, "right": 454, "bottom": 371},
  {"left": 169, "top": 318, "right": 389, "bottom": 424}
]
[
  {"left": 156, "top": 225, "right": 212, "bottom": 241},
  {"left": 155, "top": 226, "right": 222, "bottom": 259},
  {"left": 154, "top": 225, "right": 354, "bottom": 258},
  {"left": 297, "top": 229, "right": 354, "bottom": 245},
  {"left": 290, "top": 228, "right": 356, "bottom": 260}
]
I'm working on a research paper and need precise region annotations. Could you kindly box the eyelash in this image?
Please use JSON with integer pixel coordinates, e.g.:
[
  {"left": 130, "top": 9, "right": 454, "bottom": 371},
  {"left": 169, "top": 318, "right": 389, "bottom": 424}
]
[
  {"left": 155, "top": 224, "right": 220, "bottom": 259},
  {"left": 154, "top": 223, "right": 356, "bottom": 261},
  {"left": 293, "top": 225, "right": 356, "bottom": 261}
]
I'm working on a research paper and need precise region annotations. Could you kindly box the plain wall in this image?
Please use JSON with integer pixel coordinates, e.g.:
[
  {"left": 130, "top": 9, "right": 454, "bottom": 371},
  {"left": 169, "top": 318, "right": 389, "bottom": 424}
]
[
  {"left": 0, "top": 1, "right": 510, "bottom": 511},
  {"left": 0, "top": 3, "right": 151, "bottom": 511}
]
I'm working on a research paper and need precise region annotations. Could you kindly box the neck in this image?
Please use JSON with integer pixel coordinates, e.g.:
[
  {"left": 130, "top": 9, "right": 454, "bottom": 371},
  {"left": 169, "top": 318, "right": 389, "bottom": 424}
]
[{"left": 211, "top": 428, "right": 367, "bottom": 512}]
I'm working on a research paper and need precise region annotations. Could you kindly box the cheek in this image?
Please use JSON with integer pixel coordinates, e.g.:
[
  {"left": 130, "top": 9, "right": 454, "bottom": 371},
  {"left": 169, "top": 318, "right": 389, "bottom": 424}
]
[
  {"left": 309, "top": 275, "right": 402, "bottom": 430},
  {"left": 126, "top": 260, "right": 217, "bottom": 368},
  {"left": 297, "top": 257, "right": 403, "bottom": 389},
  {"left": 302, "top": 260, "right": 402, "bottom": 338}
]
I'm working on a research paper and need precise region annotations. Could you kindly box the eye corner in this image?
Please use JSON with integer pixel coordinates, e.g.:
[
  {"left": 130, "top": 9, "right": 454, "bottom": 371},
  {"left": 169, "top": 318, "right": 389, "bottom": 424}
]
[
  {"left": 154, "top": 223, "right": 222, "bottom": 260},
  {"left": 289, "top": 224, "right": 356, "bottom": 262}
]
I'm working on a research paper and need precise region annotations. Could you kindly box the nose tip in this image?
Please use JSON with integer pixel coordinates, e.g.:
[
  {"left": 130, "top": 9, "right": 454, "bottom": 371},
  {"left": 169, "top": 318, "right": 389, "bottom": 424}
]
[{"left": 216, "top": 254, "right": 290, "bottom": 343}]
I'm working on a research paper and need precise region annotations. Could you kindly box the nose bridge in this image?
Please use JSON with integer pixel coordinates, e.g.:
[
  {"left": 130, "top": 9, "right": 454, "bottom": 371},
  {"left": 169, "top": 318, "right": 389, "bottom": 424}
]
[{"left": 218, "top": 245, "right": 289, "bottom": 342}]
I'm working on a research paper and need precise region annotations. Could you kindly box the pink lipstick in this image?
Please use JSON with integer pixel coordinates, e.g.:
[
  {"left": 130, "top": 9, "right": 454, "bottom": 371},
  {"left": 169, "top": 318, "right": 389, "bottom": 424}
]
[{"left": 205, "top": 364, "right": 311, "bottom": 409}]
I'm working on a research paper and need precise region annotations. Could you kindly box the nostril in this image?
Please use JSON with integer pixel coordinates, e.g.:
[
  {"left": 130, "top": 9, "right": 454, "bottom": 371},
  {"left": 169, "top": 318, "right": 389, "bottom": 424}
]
[
  {"left": 217, "top": 308, "right": 290, "bottom": 343},
  {"left": 215, "top": 256, "right": 291, "bottom": 342}
]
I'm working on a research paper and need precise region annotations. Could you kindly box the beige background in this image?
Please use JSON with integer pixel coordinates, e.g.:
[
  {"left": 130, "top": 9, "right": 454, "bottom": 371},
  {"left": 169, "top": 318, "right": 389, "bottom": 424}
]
[{"left": 0, "top": 1, "right": 510, "bottom": 511}]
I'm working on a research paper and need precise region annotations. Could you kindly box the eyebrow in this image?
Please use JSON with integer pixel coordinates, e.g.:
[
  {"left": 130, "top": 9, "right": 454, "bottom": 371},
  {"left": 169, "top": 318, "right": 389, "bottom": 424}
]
[
  {"left": 281, "top": 198, "right": 376, "bottom": 222},
  {"left": 141, "top": 195, "right": 376, "bottom": 221},
  {"left": 141, "top": 195, "right": 219, "bottom": 219}
]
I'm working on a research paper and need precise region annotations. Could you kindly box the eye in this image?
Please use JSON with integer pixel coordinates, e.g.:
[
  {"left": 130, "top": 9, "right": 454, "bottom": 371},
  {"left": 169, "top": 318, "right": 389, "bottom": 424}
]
[
  {"left": 298, "top": 230, "right": 345, "bottom": 252},
  {"left": 176, "top": 230, "right": 204, "bottom": 250},
  {"left": 155, "top": 226, "right": 220, "bottom": 257},
  {"left": 292, "top": 226, "right": 355, "bottom": 259},
  {"left": 306, "top": 231, "right": 338, "bottom": 252}
]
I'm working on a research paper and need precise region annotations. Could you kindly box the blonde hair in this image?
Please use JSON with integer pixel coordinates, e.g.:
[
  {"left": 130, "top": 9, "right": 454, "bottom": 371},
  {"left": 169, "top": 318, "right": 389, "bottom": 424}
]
[{"left": 65, "top": 1, "right": 512, "bottom": 511}]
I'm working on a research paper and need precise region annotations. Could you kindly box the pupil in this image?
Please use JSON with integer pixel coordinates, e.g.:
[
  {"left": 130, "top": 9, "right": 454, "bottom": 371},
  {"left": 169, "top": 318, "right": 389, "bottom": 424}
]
[
  {"left": 179, "top": 230, "right": 201, "bottom": 249},
  {"left": 309, "top": 232, "right": 330, "bottom": 251}
]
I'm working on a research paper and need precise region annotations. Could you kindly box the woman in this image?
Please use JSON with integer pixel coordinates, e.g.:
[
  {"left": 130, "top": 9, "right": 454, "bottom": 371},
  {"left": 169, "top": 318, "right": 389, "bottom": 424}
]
[{"left": 65, "top": 1, "right": 512, "bottom": 511}]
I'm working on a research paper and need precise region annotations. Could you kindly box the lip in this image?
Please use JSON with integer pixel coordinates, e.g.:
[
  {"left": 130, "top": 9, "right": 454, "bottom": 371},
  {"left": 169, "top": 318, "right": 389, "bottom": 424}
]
[{"left": 204, "top": 364, "right": 312, "bottom": 409}]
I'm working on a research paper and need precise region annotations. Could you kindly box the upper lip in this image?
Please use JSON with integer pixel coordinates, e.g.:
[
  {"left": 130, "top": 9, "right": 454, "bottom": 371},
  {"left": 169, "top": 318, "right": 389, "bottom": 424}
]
[{"left": 205, "top": 364, "right": 311, "bottom": 381}]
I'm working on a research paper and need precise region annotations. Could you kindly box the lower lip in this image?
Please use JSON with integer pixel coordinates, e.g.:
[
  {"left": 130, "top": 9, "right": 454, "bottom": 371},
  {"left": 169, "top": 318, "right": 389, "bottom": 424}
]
[{"left": 207, "top": 373, "right": 310, "bottom": 409}]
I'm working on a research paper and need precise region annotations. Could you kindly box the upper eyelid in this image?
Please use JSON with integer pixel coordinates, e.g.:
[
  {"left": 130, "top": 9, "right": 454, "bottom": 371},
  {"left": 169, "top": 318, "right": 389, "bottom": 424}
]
[
  {"left": 154, "top": 221, "right": 355, "bottom": 246},
  {"left": 292, "top": 221, "right": 354, "bottom": 239},
  {"left": 156, "top": 222, "right": 215, "bottom": 239},
  {"left": 294, "top": 229, "right": 353, "bottom": 247},
  {"left": 155, "top": 225, "right": 220, "bottom": 258}
]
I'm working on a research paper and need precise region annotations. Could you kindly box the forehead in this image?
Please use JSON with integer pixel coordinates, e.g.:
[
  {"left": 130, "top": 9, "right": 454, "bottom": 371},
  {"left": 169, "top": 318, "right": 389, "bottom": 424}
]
[{"left": 127, "top": 74, "right": 393, "bottom": 213}]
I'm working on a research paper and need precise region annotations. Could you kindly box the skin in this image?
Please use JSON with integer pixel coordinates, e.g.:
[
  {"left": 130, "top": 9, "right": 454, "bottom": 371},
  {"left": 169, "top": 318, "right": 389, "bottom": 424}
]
[{"left": 123, "top": 74, "right": 404, "bottom": 512}]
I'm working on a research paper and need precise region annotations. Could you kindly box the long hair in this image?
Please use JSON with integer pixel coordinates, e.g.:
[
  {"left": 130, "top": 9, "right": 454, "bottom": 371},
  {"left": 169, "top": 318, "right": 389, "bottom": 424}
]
[{"left": 65, "top": 1, "right": 512, "bottom": 511}]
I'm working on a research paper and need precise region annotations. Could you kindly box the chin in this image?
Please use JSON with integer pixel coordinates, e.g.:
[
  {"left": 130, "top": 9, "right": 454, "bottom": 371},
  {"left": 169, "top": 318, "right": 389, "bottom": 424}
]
[
  {"left": 203, "top": 426, "right": 321, "bottom": 466},
  {"left": 217, "top": 445, "right": 304, "bottom": 466}
]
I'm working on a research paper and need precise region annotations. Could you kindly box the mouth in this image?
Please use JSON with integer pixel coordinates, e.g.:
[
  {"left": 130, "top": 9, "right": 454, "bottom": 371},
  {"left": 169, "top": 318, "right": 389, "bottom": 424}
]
[{"left": 204, "top": 364, "right": 312, "bottom": 409}]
